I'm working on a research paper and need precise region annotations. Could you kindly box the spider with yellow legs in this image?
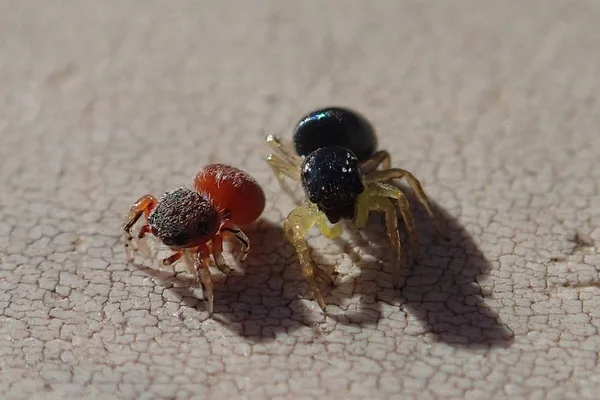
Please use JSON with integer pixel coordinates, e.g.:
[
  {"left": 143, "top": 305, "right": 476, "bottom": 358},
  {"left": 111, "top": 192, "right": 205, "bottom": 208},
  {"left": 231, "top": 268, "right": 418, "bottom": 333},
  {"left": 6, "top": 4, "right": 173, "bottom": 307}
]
[{"left": 266, "top": 107, "right": 442, "bottom": 312}]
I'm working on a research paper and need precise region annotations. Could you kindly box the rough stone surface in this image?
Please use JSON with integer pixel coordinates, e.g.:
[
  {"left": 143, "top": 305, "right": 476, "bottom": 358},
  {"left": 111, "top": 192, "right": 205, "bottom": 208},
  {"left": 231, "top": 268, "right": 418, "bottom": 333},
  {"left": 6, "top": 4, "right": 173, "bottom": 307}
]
[{"left": 1, "top": 1, "right": 599, "bottom": 399}]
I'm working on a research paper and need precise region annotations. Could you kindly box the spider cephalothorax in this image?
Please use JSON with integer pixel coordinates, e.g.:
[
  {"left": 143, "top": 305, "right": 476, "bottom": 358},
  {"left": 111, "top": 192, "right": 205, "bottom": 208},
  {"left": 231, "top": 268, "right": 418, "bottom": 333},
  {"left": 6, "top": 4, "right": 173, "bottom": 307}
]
[
  {"left": 148, "top": 187, "right": 220, "bottom": 248},
  {"left": 266, "top": 106, "right": 442, "bottom": 312},
  {"left": 301, "top": 146, "right": 364, "bottom": 223}
]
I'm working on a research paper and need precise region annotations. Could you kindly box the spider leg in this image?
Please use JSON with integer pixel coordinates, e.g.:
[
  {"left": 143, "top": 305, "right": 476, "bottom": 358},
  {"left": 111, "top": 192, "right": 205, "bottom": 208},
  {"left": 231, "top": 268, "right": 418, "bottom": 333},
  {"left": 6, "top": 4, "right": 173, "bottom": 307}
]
[
  {"left": 355, "top": 189, "right": 404, "bottom": 288},
  {"left": 360, "top": 150, "right": 392, "bottom": 174},
  {"left": 354, "top": 187, "right": 376, "bottom": 230},
  {"left": 364, "top": 168, "right": 444, "bottom": 235},
  {"left": 371, "top": 182, "right": 420, "bottom": 262},
  {"left": 284, "top": 203, "right": 341, "bottom": 311},
  {"left": 219, "top": 221, "right": 251, "bottom": 263},
  {"left": 122, "top": 194, "right": 157, "bottom": 262},
  {"left": 190, "top": 245, "right": 215, "bottom": 315},
  {"left": 266, "top": 134, "right": 302, "bottom": 164},
  {"left": 312, "top": 207, "right": 342, "bottom": 286},
  {"left": 131, "top": 224, "right": 154, "bottom": 259},
  {"left": 137, "top": 224, "right": 152, "bottom": 238},
  {"left": 162, "top": 251, "right": 183, "bottom": 266},
  {"left": 266, "top": 153, "right": 301, "bottom": 180},
  {"left": 209, "top": 234, "right": 233, "bottom": 275},
  {"left": 181, "top": 249, "right": 196, "bottom": 275},
  {"left": 266, "top": 153, "right": 302, "bottom": 200},
  {"left": 266, "top": 135, "right": 304, "bottom": 202}
]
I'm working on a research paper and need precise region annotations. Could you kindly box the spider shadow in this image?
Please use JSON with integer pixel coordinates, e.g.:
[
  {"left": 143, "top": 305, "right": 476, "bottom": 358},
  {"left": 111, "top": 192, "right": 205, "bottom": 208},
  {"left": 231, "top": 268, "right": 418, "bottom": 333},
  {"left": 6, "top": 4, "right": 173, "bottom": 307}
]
[
  {"left": 326, "top": 183, "right": 514, "bottom": 349},
  {"left": 132, "top": 218, "right": 321, "bottom": 343}
]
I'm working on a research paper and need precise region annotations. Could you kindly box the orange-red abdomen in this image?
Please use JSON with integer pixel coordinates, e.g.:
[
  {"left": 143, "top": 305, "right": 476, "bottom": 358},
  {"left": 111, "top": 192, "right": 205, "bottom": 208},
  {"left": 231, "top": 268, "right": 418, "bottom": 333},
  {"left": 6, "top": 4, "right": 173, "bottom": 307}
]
[{"left": 194, "top": 164, "right": 265, "bottom": 226}]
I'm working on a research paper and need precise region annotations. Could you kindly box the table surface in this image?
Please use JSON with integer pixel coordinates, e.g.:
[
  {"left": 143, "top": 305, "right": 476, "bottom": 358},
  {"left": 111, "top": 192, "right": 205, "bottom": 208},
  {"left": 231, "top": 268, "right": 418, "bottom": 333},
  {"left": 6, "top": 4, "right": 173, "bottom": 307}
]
[{"left": 1, "top": 1, "right": 599, "bottom": 399}]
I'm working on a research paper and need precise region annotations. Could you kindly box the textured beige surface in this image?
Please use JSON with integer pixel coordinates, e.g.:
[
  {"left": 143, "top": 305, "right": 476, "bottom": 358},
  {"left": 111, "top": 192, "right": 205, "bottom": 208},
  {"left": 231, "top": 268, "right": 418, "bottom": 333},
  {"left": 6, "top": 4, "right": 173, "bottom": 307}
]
[{"left": 1, "top": 1, "right": 600, "bottom": 399}]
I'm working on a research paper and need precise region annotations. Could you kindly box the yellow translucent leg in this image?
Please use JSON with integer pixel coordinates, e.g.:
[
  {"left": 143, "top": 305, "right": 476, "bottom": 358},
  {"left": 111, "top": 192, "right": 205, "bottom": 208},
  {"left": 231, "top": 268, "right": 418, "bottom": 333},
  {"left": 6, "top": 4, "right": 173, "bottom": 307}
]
[
  {"left": 355, "top": 186, "right": 377, "bottom": 229},
  {"left": 266, "top": 134, "right": 302, "bottom": 164},
  {"left": 266, "top": 153, "right": 301, "bottom": 180},
  {"left": 361, "top": 150, "right": 392, "bottom": 174},
  {"left": 364, "top": 168, "right": 443, "bottom": 235},
  {"left": 355, "top": 191, "right": 404, "bottom": 287},
  {"left": 266, "top": 135, "right": 305, "bottom": 200},
  {"left": 284, "top": 203, "right": 341, "bottom": 311},
  {"left": 370, "top": 183, "right": 419, "bottom": 262},
  {"left": 266, "top": 153, "right": 301, "bottom": 197},
  {"left": 313, "top": 210, "right": 343, "bottom": 240}
]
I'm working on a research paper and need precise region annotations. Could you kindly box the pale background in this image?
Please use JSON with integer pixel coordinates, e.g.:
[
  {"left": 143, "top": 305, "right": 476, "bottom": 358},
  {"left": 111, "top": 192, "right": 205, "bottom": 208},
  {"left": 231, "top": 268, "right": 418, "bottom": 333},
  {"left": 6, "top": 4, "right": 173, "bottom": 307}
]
[{"left": 1, "top": 1, "right": 599, "bottom": 399}]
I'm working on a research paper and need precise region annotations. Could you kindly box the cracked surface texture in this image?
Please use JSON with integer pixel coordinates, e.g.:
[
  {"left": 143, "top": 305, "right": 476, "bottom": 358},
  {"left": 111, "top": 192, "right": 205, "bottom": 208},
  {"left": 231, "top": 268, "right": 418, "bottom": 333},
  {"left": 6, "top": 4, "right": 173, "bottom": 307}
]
[{"left": 1, "top": 1, "right": 599, "bottom": 399}]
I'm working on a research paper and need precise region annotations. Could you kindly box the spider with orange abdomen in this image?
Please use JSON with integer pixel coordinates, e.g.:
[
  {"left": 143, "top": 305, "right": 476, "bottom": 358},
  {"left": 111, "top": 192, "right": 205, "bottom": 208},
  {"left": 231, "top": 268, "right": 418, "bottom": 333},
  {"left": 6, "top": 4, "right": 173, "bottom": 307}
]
[{"left": 122, "top": 163, "right": 265, "bottom": 315}]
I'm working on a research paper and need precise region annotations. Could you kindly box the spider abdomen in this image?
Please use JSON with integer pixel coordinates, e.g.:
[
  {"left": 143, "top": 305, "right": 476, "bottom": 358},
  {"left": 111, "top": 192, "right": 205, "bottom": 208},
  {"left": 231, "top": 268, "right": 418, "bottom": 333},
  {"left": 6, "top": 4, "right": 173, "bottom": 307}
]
[
  {"left": 293, "top": 107, "right": 378, "bottom": 162},
  {"left": 194, "top": 164, "right": 266, "bottom": 225}
]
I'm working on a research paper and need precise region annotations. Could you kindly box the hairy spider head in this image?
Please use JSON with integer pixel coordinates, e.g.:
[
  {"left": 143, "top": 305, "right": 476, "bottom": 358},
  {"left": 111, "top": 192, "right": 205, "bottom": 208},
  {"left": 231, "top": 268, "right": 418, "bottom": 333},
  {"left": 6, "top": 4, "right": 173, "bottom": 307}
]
[
  {"left": 148, "top": 187, "right": 220, "bottom": 249},
  {"left": 301, "top": 146, "right": 364, "bottom": 223}
]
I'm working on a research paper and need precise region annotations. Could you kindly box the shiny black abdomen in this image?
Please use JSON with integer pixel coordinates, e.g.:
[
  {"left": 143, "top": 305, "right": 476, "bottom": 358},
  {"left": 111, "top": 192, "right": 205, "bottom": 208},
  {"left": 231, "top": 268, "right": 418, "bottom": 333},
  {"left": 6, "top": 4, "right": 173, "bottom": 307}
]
[{"left": 292, "top": 107, "right": 377, "bottom": 162}]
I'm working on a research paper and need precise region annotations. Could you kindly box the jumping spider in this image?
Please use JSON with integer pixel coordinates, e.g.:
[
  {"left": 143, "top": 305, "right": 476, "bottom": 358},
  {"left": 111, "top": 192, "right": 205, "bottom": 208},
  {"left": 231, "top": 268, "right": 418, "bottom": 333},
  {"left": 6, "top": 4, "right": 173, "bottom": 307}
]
[
  {"left": 122, "top": 163, "right": 265, "bottom": 315},
  {"left": 266, "top": 106, "right": 442, "bottom": 311}
]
